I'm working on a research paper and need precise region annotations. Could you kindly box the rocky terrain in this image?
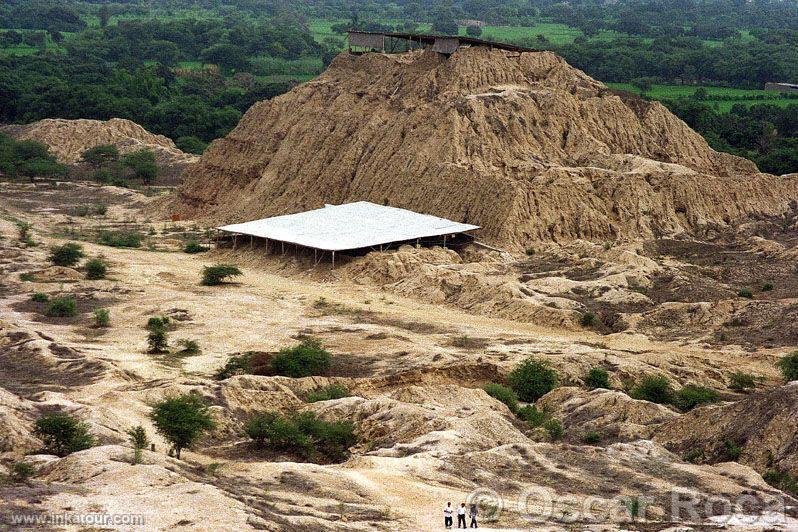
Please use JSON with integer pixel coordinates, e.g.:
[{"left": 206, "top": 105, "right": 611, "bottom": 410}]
[{"left": 1, "top": 46, "right": 798, "bottom": 531}]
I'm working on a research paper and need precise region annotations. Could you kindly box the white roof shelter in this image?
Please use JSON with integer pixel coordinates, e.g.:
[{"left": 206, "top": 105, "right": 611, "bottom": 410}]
[{"left": 217, "top": 201, "right": 480, "bottom": 252}]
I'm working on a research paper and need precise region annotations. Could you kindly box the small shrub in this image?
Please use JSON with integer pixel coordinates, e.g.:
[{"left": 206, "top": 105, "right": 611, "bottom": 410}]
[
  {"left": 777, "top": 351, "right": 798, "bottom": 382},
  {"left": 150, "top": 393, "right": 216, "bottom": 459},
  {"left": 214, "top": 352, "right": 253, "bottom": 380},
  {"left": 682, "top": 448, "right": 702, "bottom": 463},
  {"left": 516, "top": 405, "right": 548, "bottom": 427},
  {"left": 183, "top": 240, "right": 208, "bottom": 253},
  {"left": 92, "top": 167, "right": 115, "bottom": 184},
  {"left": 525, "top": 247, "right": 535, "bottom": 256},
  {"left": 84, "top": 257, "right": 108, "bottom": 280},
  {"left": 127, "top": 425, "right": 149, "bottom": 465},
  {"left": 176, "top": 339, "right": 200, "bottom": 355},
  {"left": 10, "top": 461, "right": 35, "bottom": 483},
  {"left": 73, "top": 205, "right": 90, "bottom": 217},
  {"left": 98, "top": 230, "right": 143, "bottom": 248},
  {"left": 201, "top": 264, "right": 243, "bottom": 285},
  {"left": 584, "top": 367, "right": 610, "bottom": 389},
  {"left": 507, "top": 357, "right": 559, "bottom": 402},
  {"left": 448, "top": 335, "right": 489, "bottom": 349},
  {"left": 761, "top": 282, "right": 774, "bottom": 292},
  {"left": 723, "top": 439, "right": 742, "bottom": 461},
  {"left": 121, "top": 149, "right": 158, "bottom": 183},
  {"left": 16, "top": 221, "right": 34, "bottom": 244},
  {"left": 146, "top": 316, "right": 171, "bottom": 331},
  {"left": 763, "top": 469, "right": 798, "bottom": 496},
  {"left": 45, "top": 297, "right": 77, "bottom": 318},
  {"left": 306, "top": 384, "right": 349, "bottom": 403},
  {"left": 675, "top": 384, "right": 719, "bottom": 411},
  {"left": 630, "top": 375, "right": 674, "bottom": 404},
  {"left": 82, "top": 144, "right": 119, "bottom": 167},
  {"left": 48, "top": 242, "right": 84, "bottom": 266},
  {"left": 20, "top": 272, "right": 35, "bottom": 282},
  {"left": 147, "top": 328, "right": 168, "bottom": 353},
  {"left": 729, "top": 371, "right": 758, "bottom": 392},
  {"left": 245, "top": 411, "right": 355, "bottom": 462},
  {"left": 94, "top": 204, "right": 108, "bottom": 216},
  {"left": 34, "top": 413, "right": 95, "bottom": 456},
  {"left": 93, "top": 308, "right": 110, "bottom": 327},
  {"left": 583, "top": 430, "right": 601, "bottom": 444},
  {"left": 580, "top": 312, "right": 596, "bottom": 327},
  {"left": 483, "top": 383, "right": 519, "bottom": 413},
  {"left": 30, "top": 292, "right": 49, "bottom": 303},
  {"left": 271, "top": 338, "right": 331, "bottom": 378},
  {"left": 543, "top": 418, "right": 564, "bottom": 440},
  {"left": 737, "top": 288, "right": 753, "bottom": 299}
]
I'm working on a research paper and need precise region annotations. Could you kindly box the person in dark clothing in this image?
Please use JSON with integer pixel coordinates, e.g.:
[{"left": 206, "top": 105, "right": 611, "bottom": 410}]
[
  {"left": 469, "top": 503, "right": 478, "bottom": 528},
  {"left": 457, "top": 502, "right": 467, "bottom": 528}
]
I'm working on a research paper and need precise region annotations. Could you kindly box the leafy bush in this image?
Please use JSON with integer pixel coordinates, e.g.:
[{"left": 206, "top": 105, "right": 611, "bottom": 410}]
[
  {"left": 84, "top": 257, "right": 108, "bottom": 279},
  {"left": 48, "top": 242, "right": 84, "bottom": 266},
  {"left": 45, "top": 297, "right": 77, "bottom": 317},
  {"left": 245, "top": 411, "right": 356, "bottom": 462},
  {"left": 762, "top": 282, "right": 774, "bottom": 292},
  {"left": 305, "top": 384, "right": 349, "bottom": 403},
  {"left": 98, "top": 230, "right": 143, "bottom": 248},
  {"left": 150, "top": 393, "right": 216, "bottom": 459},
  {"left": 777, "top": 351, "right": 798, "bottom": 382},
  {"left": 147, "top": 328, "right": 168, "bottom": 353},
  {"left": 16, "top": 220, "right": 34, "bottom": 245},
  {"left": 271, "top": 338, "right": 331, "bottom": 378},
  {"left": 729, "top": 371, "right": 758, "bottom": 392},
  {"left": 723, "top": 439, "right": 742, "bottom": 461},
  {"left": 94, "top": 204, "right": 108, "bottom": 216},
  {"left": 92, "top": 167, "right": 116, "bottom": 184},
  {"left": 507, "top": 357, "right": 559, "bottom": 402},
  {"left": 580, "top": 312, "right": 596, "bottom": 327},
  {"left": 201, "top": 264, "right": 242, "bottom": 285},
  {"left": 128, "top": 425, "right": 149, "bottom": 464},
  {"left": 737, "top": 288, "right": 753, "bottom": 299},
  {"left": 675, "top": 384, "right": 719, "bottom": 411},
  {"left": 82, "top": 144, "right": 119, "bottom": 167},
  {"left": 183, "top": 240, "right": 208, "bottom": 253},
  {"left": 121, "top": 149, "right": 158, "bottom": 183},
  {"left": 583, "top": 431, "right": 601, "bottom": 444},
  {"left": 176, "top": 136, "right": 208, "bottom": 154},
  {"left": 584, "top": 367, "right": 610, "bottom": 389},
  {"left": 33, "top": 413, "right": 95, "bottom": 456},
  {"left": 146, "top": 316, "right": 171, "bottom": 331},
  {"left": 483, "top": 382, "right": 518, "bottom": 413},
  {"left": 763, "top": 469, "right": 798, "bottom": 496},
  {"left": 176, "top": 339, "right": 200, "bottom": 355},
  {"left": 30, "top": 292, "right": 49, "bottom": 302},
  {"left": 682, "top": 448, "right": 702, "bottom": 463},
  {"left": 214, "top": 352, "right": 253, "bottom": 380},
  {"left": 543, "top": 418, "right": 564, "bottom": 440},
  {"left": 93, "top": 308, "right": 110, "bottom": 327},
  {"left": 630, "top": 375, "right": 674, "bottom": 404},
  {"left": 516, "top": 405, "right": 548, "bottom": 427},
  {"left": 10, "top": 461, "right": 35, "bottom": 482}
]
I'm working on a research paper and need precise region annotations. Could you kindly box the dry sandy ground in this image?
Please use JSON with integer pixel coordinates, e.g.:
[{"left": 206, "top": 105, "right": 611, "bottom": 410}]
[{"left": 1, "top": 181, "right": 797, "bottom": 531}]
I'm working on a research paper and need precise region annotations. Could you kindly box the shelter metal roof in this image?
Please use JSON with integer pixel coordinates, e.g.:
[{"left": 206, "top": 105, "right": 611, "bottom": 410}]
[{"left": 217, "top": 201, "right": 480, "bottom": 252}]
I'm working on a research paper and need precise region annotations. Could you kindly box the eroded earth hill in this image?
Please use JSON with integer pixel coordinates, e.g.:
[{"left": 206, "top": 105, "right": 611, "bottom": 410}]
[{"left": 174, "top": 47, "right": 798, "bottom": 247}]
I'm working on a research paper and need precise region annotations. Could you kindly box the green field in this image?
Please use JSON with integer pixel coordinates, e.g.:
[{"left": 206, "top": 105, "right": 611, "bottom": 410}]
[{"left": 607, "top": 83, "right": 797, "bottom": 111}]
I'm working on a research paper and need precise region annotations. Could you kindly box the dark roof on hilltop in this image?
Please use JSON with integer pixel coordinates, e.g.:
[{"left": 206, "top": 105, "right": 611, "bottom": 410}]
[{"left": 347, "top": 30, "right": 540, "bottom": 53}]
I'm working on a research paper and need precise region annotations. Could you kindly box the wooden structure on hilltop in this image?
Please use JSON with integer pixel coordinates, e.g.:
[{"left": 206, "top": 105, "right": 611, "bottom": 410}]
[{"left": 347, "top": 30, "right": 538, "bottom": 55}]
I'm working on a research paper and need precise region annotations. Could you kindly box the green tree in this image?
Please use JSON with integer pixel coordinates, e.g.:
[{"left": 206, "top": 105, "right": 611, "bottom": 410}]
[
  {"left": 507, "top": 357, "right": 559, "bottom": 402},
  {"left": 121, "top": 150, "right": 158, "bottom": 184},
  {"left": 34, "top": 413, "right": 95, "bottom": 456},
  {"left": 201, "top": 264, "right": 242, "bottom": 285},
  {"left": 777, "top": 351, "right": 798, "bottom": 382},
  {"left": 82, "top": 144, "right": 119, "bottom": 168},
  {"left": 84, "top": 257, "right": 108, "bottom": 280},
  {"left": 127, "top": 425, "right": 149, "bottom": 465},
  {"left": 483, "top": 383, "right": 518, "bottom": 413},
  {"left": 630, "top": 375, "right": 674, "bottom": 404},
  {"left": 271, "top": 338, "right": 331, "bottom": 378},
  {"left": 150, "top": 393, "right": 216, "bottom": 459},
  {"left": 584, "top": 367, "right": 610, "bottom": 389},
  {"left": 48, "top": 242, "right": 84, "bottom": 266}
]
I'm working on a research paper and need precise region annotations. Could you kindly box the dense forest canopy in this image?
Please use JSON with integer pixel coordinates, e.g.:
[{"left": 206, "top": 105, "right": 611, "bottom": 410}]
[{"left": 0, "top": 0, "right": 796, "bottom": 173}]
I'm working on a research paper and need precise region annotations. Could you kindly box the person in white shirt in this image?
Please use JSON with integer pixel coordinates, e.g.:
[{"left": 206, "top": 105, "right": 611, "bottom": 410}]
[
  {"left": 444, "top": 501, "right": 453, "bottom": 528},
  {"left": 457, "top": 502, "right": 467, "bottom": 528}
]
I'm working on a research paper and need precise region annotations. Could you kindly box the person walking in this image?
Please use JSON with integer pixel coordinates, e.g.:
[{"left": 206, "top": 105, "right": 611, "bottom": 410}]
[
  {"left": 444, "top": 501, "right": 453, "bottom": 529},
  {"left": 457, "top": 502, "right": 467, "bottom": 528},
  {"left": 469, "top": 503, "right": 478, "bottom": 528}
]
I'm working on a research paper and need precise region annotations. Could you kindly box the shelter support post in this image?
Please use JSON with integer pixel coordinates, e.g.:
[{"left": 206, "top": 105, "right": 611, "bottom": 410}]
[
  {"left": 332, "top": 251, "right": 335, "bottom": 269},
  {"left": 250, "top": 235, "right": 253, "bottom": 249},
  {"left": 443, "top": 235, "right": 447, "bottom": 249},
  {"left": 233, "top": 234, "right": 237, "bottom": 250}
]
